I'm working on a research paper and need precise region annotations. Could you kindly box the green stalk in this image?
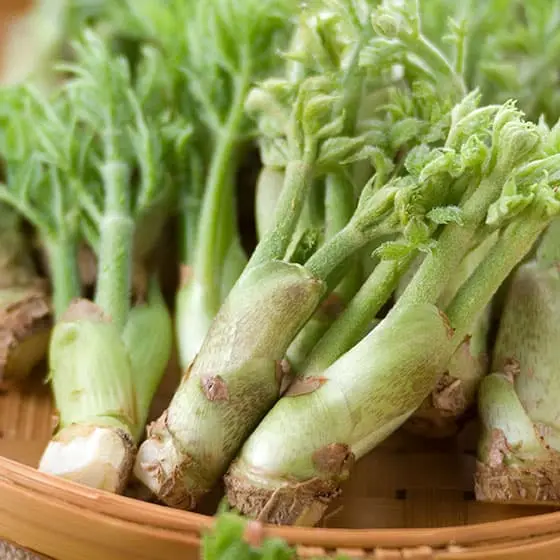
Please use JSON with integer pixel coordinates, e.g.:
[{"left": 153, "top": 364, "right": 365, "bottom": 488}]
[
  {"left": 94, "top": 161, "right": 134, "bottom": 331},
  {"left": 122, "top": 278, "right": 173, "bottom": 442},
  {"left": 403, "top": 233, "right": 498, "bottom": 438},
  {"left": 252, "top": 18, "right": 307, "bottom": 245},
  {"left": 45, "top": 236, "right": 81, "bottom": 320},
  {"left": 445, "top": 214, "right": 550, "bottom": 340},
  {"left": 303, "top": 252, "right": 417, "bottom": 376},
  {"left": 193, "top": 74, "right": 248, "bottom": 308},
  {"left": 219, "top": 236, "right": 249, "bottom": 303},
  {"left": 304, "top": 214, "right": 394, "bottom": 284},
  {"left": 284, "top": 180, "right": 324, "bottom": 264},
  {"left": 179, "top": 151, "right": 205, "bottom": 266},
  {"left": 398, "top": 168, "right": 512, "bottom": 308},
  {"left": 174, "top": 68, "right": 251, "bottom": 369},
  {"left": 215, "top": 170, "right": 248, "bottom": 301},
  {"left": 324, "top": 174, "right": 356, "bottom": 241},
  {"left": 255, "top": 167, "right": 285, "bottom": 240},
  {"left": 176, "top": 161, "right": 246, "bottom": 370},
  {"left": 246, "top": 156, "right": 316, "bottom": 270},
  {"left": 286, "top": 173, "right": 360, "bottom": 370}
]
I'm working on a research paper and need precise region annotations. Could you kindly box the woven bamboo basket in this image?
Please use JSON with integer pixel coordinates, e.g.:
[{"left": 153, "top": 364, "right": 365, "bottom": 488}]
[
  {"left": 3, "top": 2, "right": 560, "bottom": 560},
  {"left": 3, "top": 366, "right": 560, "bottom": 560}
]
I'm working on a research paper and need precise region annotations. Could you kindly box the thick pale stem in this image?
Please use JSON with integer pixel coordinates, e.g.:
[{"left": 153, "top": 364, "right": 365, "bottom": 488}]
[
  {"left": 475, "top": 373, "right": 560, "bottom": 505},
  {"left": 475, "top": 249, "right": 560, "bottom": 504},
  {"left": 40, "top": 300, "right": 137, "bottom": 493},
  {"left": 179, "top": 150, "right": 205, "bottom": 266},
  {"left": 134, "top": 261, "right": 326, "bottom": 509},
  {"left": 324, "top": 173, "right": 355, "bottom": 239},
  {"left": 323, "top": 173, "right": 361, "bottom": 300},
  {"left": 225, "top": 303, "right": 455, "bottom": 525},
  {"left": 175, "top": 276, "right": 215, "bottom": 371},
  {"left": 215, "top": 172, "right": 247, "bottom": 300},
  {"left": 491, "top": 261, "right": 560, "bottom": 441},
  {"left": 404, "top": 233, "right": 498, "bottom": 438},
  {"left": 123, "top": 278, "right": 173, "bottom": 441},
  {"left": 176, "top": 170, "right": 246, "bottom": 369},
  {"left": 478, "top": 373, "right": 546, "bottom": 462}
]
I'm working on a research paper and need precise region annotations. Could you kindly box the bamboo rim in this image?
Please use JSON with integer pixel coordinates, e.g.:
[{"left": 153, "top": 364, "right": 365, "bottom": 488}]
[{"left": 2, "top": 456, "right": 560, "bottom": 552}]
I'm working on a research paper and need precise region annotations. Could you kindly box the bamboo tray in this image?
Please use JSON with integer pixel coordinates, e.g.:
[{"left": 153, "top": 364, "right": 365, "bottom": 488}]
[{"left": 2, "top": 364, "right": 560, "bottom": 560}]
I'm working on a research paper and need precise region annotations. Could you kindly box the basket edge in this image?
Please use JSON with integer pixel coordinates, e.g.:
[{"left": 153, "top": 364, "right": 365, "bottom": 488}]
[{"left": 3, "top": 456, "right": 560, "bottom": 554}]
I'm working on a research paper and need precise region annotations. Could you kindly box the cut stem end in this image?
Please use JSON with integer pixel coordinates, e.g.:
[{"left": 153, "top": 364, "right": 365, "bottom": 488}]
[
  {"left": 38, "top": 424, "right": 135, "bottom": 494},
  {"left": 224, "top": 461, "right": 341, "bottom": 527},
  {"left": 475, "top": 455, "right": 560, "bottom": 506},
  {"left": 0, "top": 287, "right": 52, "bottom": 384},
  {"left": 132, "top": 412, "right": 206, "bottom": 510}
]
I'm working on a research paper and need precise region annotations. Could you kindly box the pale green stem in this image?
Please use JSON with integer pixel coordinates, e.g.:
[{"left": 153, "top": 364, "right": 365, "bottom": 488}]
[
  {"left": 304, "top": 215, "right": 395, "bottom": 283},
  {"left": 446, "top": 211, "right": 550, "bottom": 340},
  {"left": 255, "top": 167, "right": 285, "bottom": 240},
  {"left": 303, "top": 252, "right": 416, "bottom": 375},
  {"left": 324, "top": 173, "right": 361, "bottom": 300},
  {"left": 536, "top": 217, "right": 560, "bottom": 268},
  {"left": 45, "top": 236, "right": 81, "bottom": 320},
  {"left": 192, "top": 68, "right": 250, "bottom": 312},
  {"left": 94, "top": 161, "right": 134, "bottom": 331},
  {"left": 478, "top": 373, "right": 547, "bottom": 461},
  {"left": 324, "top": 173, "right": 355, "bottom": 239},
  {"left": 246, "top": 156, "right": 316, "bottom": 270},
  {"left": 180, "top": 153, "right": 205, "bottom": 266},
  {"left": 285, "top": 173, "right": 358, "bottom": 370},
  {"left": 398, "top": 168, "right": 509, "bottom": 308}
]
